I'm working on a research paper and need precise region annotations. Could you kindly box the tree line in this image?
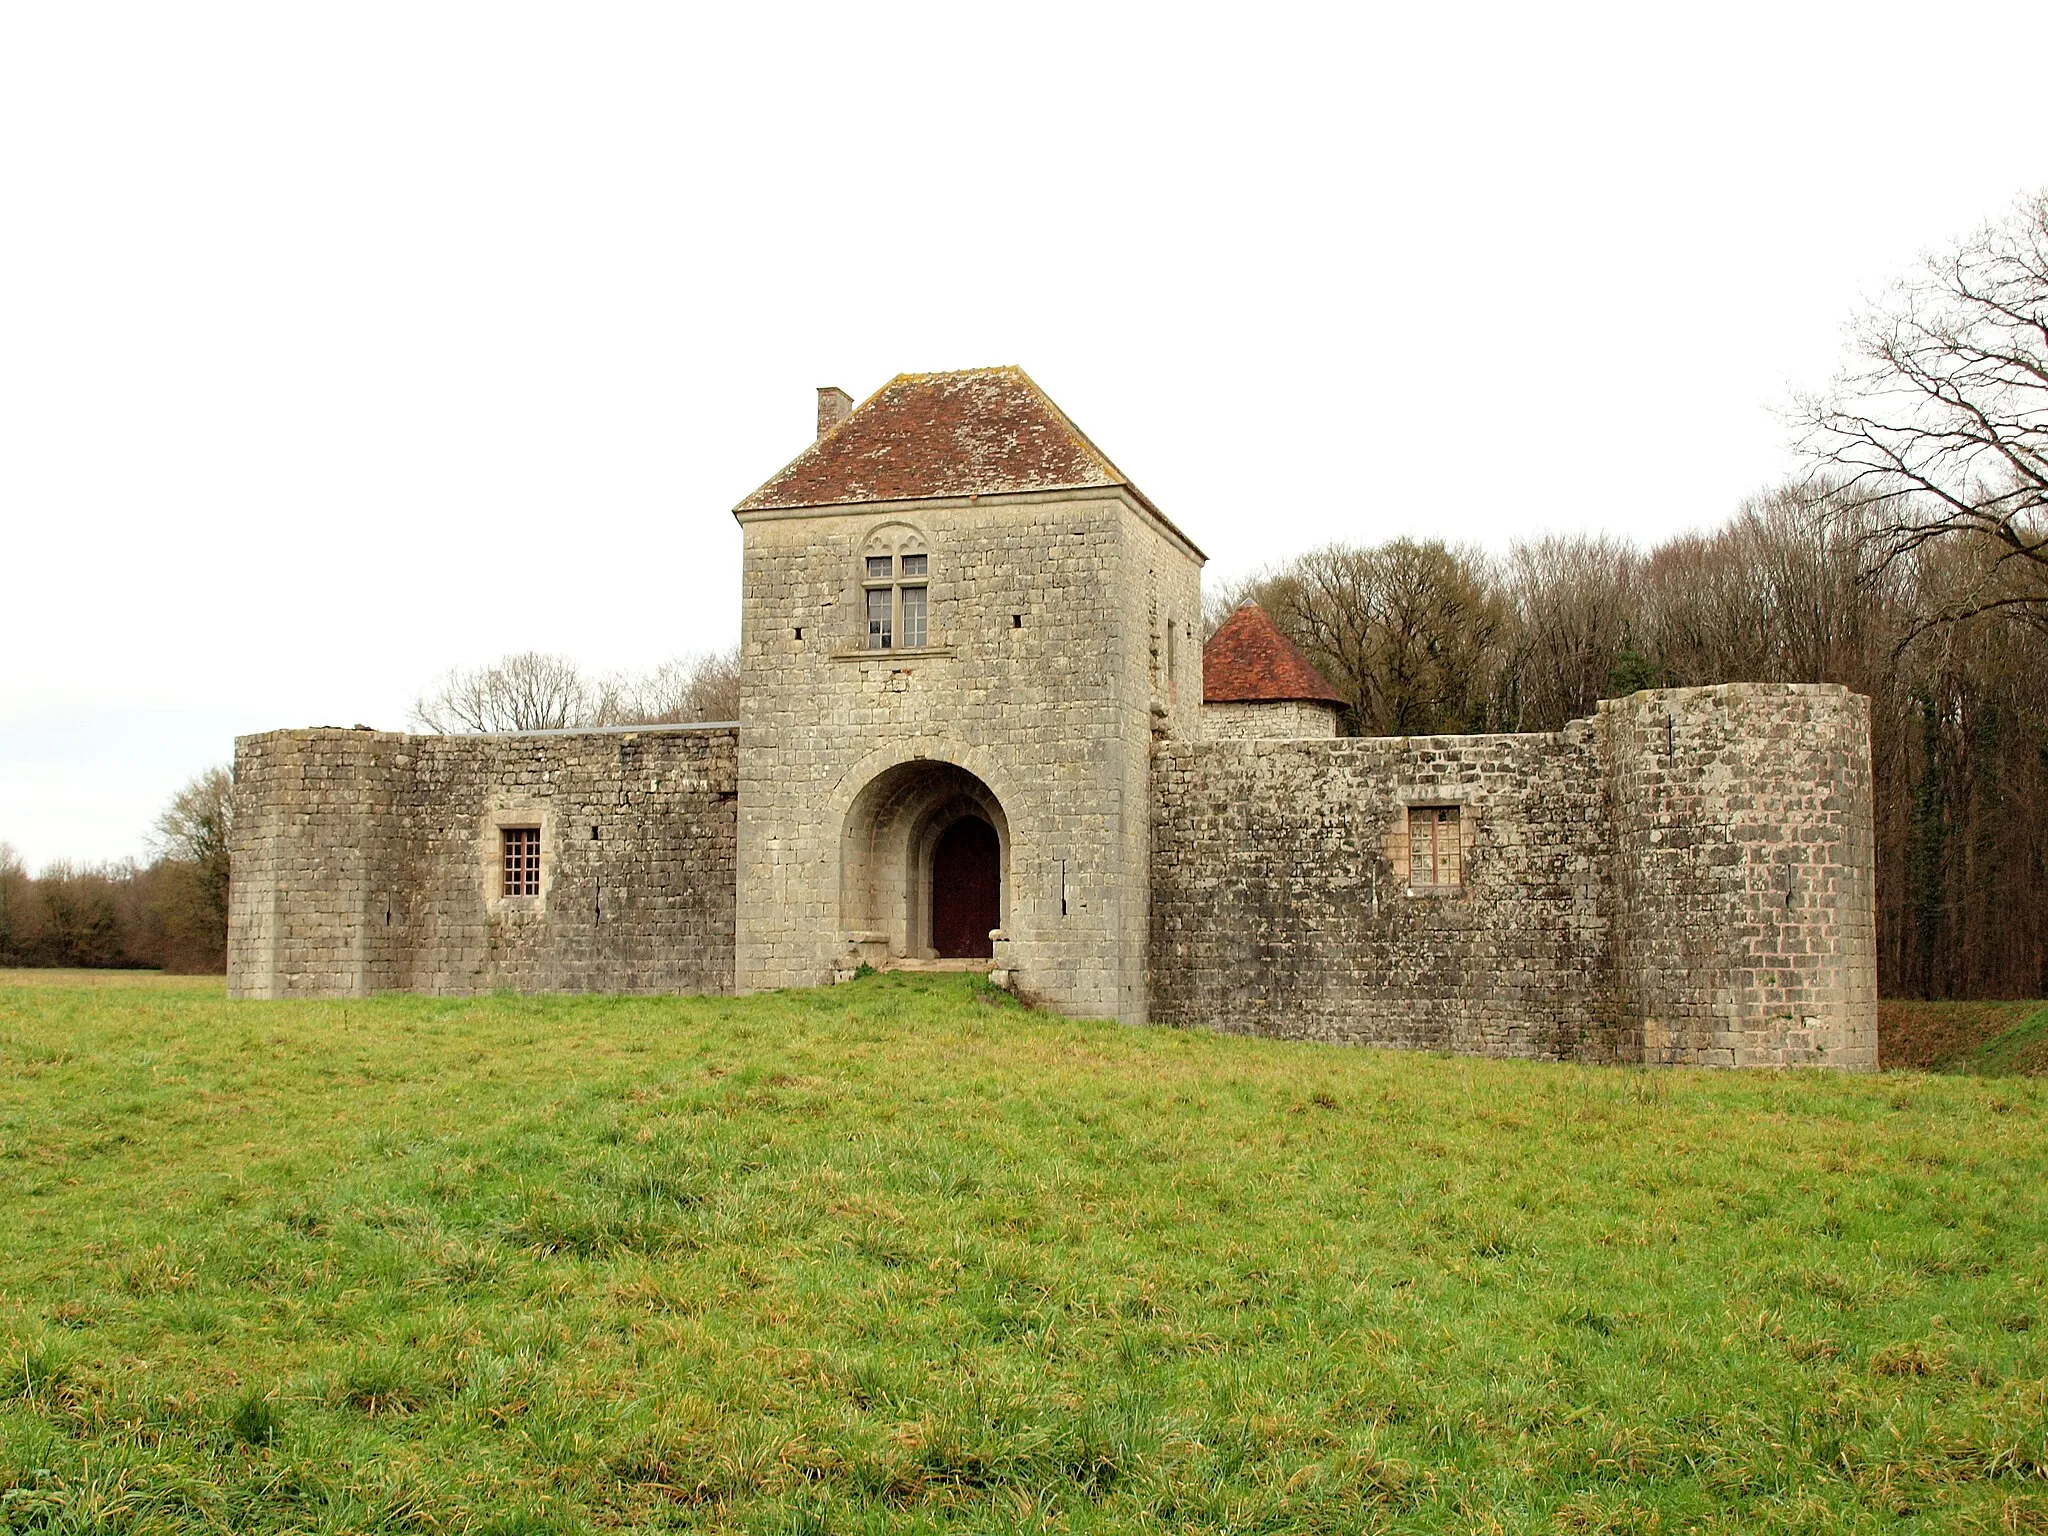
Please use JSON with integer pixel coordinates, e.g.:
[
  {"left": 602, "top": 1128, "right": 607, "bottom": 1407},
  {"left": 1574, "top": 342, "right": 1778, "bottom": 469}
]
[
  {"left": 410, "top": 647, "right": 741, "bottom": 733},
  {"left": 0, "top": 768, "right": 233, "bottom": 973},
  {"left": 1219, "top": 191, "right": 2047, "bottom": 1000}
]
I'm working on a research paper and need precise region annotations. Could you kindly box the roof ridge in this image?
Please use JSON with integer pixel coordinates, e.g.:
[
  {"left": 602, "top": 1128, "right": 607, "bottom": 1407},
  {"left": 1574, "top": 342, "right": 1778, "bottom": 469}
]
[
  {"left": 731, "top": 368, "right": 1186, "bottom": 538},
  {"left": 1007, "top": 366, "right": 1133, "bottom": 491}
]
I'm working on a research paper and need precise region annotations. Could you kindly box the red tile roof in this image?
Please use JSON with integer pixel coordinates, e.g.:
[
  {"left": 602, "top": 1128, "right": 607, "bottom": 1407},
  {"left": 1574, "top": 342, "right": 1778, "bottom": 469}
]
[
  {"left": 736, "top": 367, "right": 1174, "bottom": 527},
  {"left": 1204, "top": 603, "right": 1347, "bottom": 706}
]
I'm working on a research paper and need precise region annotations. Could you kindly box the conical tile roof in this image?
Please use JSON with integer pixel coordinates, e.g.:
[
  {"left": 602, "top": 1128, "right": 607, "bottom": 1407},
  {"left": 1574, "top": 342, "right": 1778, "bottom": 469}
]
[{"left": 1203, "top": 603, "right": 1346, "bottom": 706}]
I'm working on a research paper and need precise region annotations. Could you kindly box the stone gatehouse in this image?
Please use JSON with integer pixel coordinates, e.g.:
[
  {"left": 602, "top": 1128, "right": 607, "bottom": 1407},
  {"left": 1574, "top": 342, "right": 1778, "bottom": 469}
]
[{"left": 228, "top": 367, "right": 1879, "bottom": 1069}]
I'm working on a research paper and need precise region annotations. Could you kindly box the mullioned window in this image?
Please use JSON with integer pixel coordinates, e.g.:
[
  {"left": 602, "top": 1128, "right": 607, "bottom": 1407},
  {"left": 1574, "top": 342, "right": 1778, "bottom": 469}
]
[{"left": 861, "top": 528, "right": 930, "bottom": 650}]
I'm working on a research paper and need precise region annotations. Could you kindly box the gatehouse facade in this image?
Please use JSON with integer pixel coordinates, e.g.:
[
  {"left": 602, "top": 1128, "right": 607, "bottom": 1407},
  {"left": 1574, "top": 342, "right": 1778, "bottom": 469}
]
[{"left": 228, "top": 368, "right": 1880, "bottom": 1069}]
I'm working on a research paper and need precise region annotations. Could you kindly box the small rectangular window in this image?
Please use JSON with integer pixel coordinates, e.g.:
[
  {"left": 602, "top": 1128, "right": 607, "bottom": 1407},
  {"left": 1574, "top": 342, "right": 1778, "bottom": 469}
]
[
  {"left": 866, "top": 586, "right": 893, "bottom": 649},
  {"left": 899, "top": 585, "right": 927, "bottom": 648},
  {"left": 501, "top": 826, "right": 541, "bottom": 897},
  {"left": 1407, "top": 806, "right": 1462, "bottom": 889},
  {"left": 900, "top": 553, "right": 927, "bottom": 577},
  {"left": 865, "top": 555, "right": 893, "bottom": 580}
]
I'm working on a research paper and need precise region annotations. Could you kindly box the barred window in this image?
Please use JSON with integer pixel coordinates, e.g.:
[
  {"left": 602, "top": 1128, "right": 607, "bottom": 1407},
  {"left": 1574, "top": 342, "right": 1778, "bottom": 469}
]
[
  {"left": 501, "top": 826, "right": 541, "bottom": 897},
  {"left": 1407, "top": 806, "right": 1462, "bottom": 889}
]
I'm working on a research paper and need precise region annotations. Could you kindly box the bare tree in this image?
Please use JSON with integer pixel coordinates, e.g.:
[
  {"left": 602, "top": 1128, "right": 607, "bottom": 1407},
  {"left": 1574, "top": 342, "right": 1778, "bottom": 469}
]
[
  {"left": 1499, "top": 534, "right": 1641, "bottom": 729},
  {"left": 411, "top": 652, "right": 591, "bottom": 733},
  {"left": 152, "top": 765, "right": 234, "bottom": 868},
  {"left": 595, "top": 647, "right": 742, "bottom": 725},
  {"left": 696, "top": 647, "right": 742, "bottom": 722},
  {"left": 1798, "top": 190, "right": 2048, "bottom": 627},
  {"left": 147, "top": 766, "right": 236, "bottom": 973},
  {"left": 1634, "top": 485, "right": 1891, "bottom": 691},
  {"left": 412, "top": 647, "right": 742, "bottom": 733},
  {"left": 1260, "top": 539, "right": 1506, "bottom": 736}
]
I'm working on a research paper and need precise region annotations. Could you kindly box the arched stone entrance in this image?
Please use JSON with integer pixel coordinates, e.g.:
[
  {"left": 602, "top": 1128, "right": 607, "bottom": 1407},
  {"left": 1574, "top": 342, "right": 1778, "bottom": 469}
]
[{"left": 841, "top": 760, "right": 1008, "bottom": 963}]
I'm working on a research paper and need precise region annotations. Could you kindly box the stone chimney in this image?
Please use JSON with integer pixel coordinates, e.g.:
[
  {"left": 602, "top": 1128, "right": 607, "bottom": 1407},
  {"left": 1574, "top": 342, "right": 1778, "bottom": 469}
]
[{"left": 816, "top": 386, "right": 854, "bottom": 439}]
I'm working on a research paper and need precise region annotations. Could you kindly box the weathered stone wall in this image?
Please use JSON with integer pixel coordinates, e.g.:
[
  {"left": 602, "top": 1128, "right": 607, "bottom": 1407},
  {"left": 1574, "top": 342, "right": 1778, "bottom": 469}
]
[
  {"left": 734, "top": 487, "right": 1203, "bottom": 1023},
  {"left": 1202, "top": 700, "right": 1341, "bottom": 739},
  {"left": 1151, "top": 721, "right": 1622, "bottom": 1058},
  {"left": 227, "top": 730, "right": 397, "bottom": 998},
  {"left": 1150, "top": 683, "right": 1878, "bottom": 1068},
  {"left": 1603, "top": 684, "right": 1877, "bottom": 1068},
  {"left": 229, "top": 724, "right": 737, "bottom": 998},
  {"left": 229, "top": 641, "right": 1874, "bottom": 1069}
]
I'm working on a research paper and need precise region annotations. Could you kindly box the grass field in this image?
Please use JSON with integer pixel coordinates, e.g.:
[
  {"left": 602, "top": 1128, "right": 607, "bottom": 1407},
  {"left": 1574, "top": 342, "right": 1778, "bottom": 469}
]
[{"left": 1, "top": 974, "right": 2044, "bottom": 1534}]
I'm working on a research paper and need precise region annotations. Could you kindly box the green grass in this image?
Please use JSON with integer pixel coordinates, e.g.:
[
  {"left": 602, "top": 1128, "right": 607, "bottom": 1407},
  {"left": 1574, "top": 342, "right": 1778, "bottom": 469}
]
[
  {"left": 1971, "top": 1009, "right": 2048, "bottom": 1077},
  {"left": 1, "top": 973, "right": 2044, "bottom": 1534},
  {"left": 1880, "top": 1000, "right": 2048, "bottom": 1076}
]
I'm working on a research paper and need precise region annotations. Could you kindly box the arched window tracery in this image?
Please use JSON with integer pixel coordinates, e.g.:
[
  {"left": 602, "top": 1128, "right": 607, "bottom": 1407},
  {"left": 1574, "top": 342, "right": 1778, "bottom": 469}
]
[{"left": 860, "top": 524, "right": 930, "bottom": 650}]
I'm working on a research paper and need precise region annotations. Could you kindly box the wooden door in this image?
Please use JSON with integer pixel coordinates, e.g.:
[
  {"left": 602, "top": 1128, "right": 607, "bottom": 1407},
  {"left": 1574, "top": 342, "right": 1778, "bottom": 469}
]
[{"left": 931, "top": 818, "right": 999, "bottom": 959}]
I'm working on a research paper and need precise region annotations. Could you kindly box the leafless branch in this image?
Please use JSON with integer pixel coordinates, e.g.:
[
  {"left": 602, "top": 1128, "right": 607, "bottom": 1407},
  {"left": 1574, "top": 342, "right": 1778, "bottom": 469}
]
[{"left": 1796, "top": 189, "right": 2048, "bottom": 627}]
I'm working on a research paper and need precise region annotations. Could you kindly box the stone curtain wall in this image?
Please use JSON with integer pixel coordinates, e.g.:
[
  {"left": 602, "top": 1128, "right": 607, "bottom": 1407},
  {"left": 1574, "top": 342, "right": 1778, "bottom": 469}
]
[
  {"left": 230, "top": 685, "right": 1874, "bottom": 1067},
  {"left": 228, "top": 725, "right": 738, "bottom": 999},
  {"left": 1150, "top": 684, "right": 1878, "bottom": 1069},
  {"left": 1151, "top": 722, "right": 1622, "bottom": 1059}
]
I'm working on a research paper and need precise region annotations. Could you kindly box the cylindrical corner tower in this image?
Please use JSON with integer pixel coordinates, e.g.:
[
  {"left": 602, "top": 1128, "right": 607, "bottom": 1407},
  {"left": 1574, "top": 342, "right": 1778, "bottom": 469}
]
[{"left": 1603, "top": 683, "right": 1878, "bottom": 1069}]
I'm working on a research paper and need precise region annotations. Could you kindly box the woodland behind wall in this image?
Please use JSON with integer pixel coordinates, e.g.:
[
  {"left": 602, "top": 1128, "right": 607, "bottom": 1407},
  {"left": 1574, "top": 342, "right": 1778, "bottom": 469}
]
[
  {"left": 1, "top": 764, "right": 234, "bottom": 974},
  {"left": 1232, "top": 489, "right": 2048, "bottom": 1001},
  {"left": 0, "top": 855, "right": 230, "bottom": 974}
]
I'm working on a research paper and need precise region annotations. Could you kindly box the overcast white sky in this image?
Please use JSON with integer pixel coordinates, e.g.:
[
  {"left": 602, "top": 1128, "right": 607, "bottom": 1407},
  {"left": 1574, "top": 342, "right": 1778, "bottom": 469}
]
[{"left": 2, "top": 2, "right": 2043, "bottom": 869}]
